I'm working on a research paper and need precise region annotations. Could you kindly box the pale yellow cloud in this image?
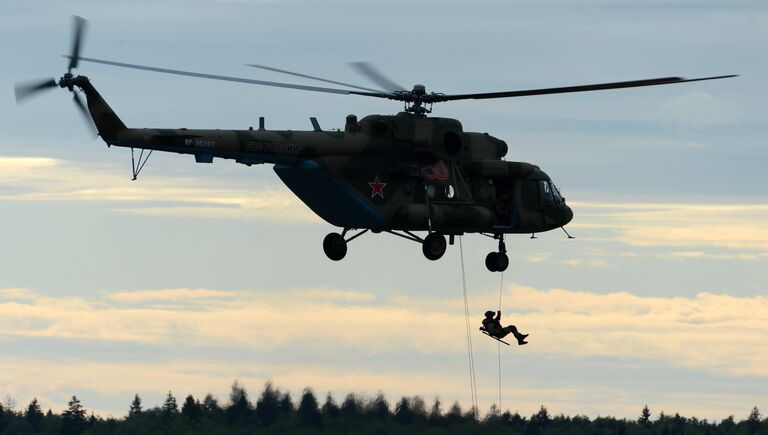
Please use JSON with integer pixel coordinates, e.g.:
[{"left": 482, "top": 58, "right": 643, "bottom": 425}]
[
  {"left": 562, "top": 258, "right": 607, "bottom": 268},
  {"left": 107, "top": 288, "right": 238, "bottom": 303},
  {"left": 527, "top": 253, "right": 551, "bottom": 263},
  {"left": 2, "top": 285, "right": 767, "bottom": 378},
  {"left": 621, "top": 251, "right": 763, "bottom": 261},
  {"left": 303, "top": 288, "right": 377, "bottom": 302},
  {"left": 570, "top": 201, "right": 768, "bottom": 252},
  {"left": 0, "top": 154, "right": 319, "bottom": 222},
  {"left": 0, "top": 156, "right": 57, "bottom": 179},
  {"left": 0, "top": 288, "right": 37, "bottom": 300}
]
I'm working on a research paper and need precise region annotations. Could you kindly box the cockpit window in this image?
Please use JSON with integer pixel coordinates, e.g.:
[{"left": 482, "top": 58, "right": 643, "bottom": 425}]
[
  {"left": 539, "top": 180, "right": 565, "bottom": 208},
  {"left": 540, "top": 181, "right": 554, "bottom": 207},
  {"left": 550, "top": 182, "right": 563, "bottom": 204}
]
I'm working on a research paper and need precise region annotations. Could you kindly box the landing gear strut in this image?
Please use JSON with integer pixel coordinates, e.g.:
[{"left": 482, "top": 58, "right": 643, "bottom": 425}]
[
  {"left": 322, "top": 228, "right": 449, "bottom": 261},
  {"left": 485, "top": 235, "right": 509, "bottom": 272},
  {"left": 323, "top": 228, "right": 370, "bottom": 261}
]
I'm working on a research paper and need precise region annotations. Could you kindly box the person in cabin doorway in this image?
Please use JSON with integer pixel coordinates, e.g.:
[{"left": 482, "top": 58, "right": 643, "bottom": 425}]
[{"left": 481, "top": 310, "right": 529, "bottom": 345}]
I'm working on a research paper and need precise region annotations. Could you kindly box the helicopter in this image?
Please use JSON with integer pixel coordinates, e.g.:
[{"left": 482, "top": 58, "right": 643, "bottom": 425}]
[{"left": 15, "top": 17, "right": 736, "bottom": 272}]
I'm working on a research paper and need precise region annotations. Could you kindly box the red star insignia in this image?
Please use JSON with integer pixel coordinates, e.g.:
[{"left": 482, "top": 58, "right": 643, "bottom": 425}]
[{"left": 368, "top": 175, "right": 387, "bottom": 199}]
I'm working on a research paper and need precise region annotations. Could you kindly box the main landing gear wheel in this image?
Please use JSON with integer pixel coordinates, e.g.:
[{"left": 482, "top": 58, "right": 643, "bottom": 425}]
[
  {"left": 323, "top": 232, "right": 347, "bottom": 261},
  {"left": 422, "top": 233, "right": 447, "bottom": 260},
  {"left": 485, "top": 252, "right": 509, "bottom": 272}
]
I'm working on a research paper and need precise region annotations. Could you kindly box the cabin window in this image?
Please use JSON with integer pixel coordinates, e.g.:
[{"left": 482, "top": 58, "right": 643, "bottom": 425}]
[
  {"left": 445, "top": 185, "right": 456, "bottom": 199},
  {"left": 426, "top": 184, "right": 437, "bottom": 198}
]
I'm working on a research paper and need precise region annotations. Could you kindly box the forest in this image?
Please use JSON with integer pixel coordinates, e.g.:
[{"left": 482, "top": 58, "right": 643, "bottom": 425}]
[{"left": 0, "top": 381, "right": 765, "bottom": 435}]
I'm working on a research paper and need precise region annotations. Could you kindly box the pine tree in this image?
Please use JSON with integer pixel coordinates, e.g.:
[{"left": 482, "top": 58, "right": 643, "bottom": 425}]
[
  {"left": 2, "top": 395, "right": 16, "bottom": 414},
  {"left": 719, "top": 415, "right": 735, "bottom": 432},
  {"left": 394, "top": 397, "right": 414, "bottom": 425},
  {"left": 128, "top": 394, "right": 142, "bottom": 417},
  {"left": 226, "top": 381, "right": 251, "bottom": 423},
  {"left": 340, "top": 393, "right": 361, "bottom": 418},
  {"left": 428, "top": 398, "right": 445, "bottom": 426},
  {"left": 256, "top": 382, "right": 280, "bottom": 426},
  {"left": 181, "top": 395, "right": 202, "bottom": 422},
  {"left": 161, "top": 391, "right": 178, "bottom": 418},
  {"left": 321, "top": 394, "right": 339, "bottom": 418},
  {"left": 747, "top": 407, "right": 762, "bottom": 435},
  {"left": 411, "top": 396, "right": 427, "bottom": 421},
  {"left": 639, "top": 405, "right": 651, "bottom": 428},
  {"left": 445, "top": 401, "right": 464, "bottom": 425},
  {"left": 529, "top": 405, "right": 550, "bottom": 433},
  {"left": 0, "top": 404, "right": 7, "bottom": 434},
  {"left": 279, "top": 392, "right": 294, "bottom": 416},
  {"left": 485, "top": 404, "right": 501, "bottom": 425},
  {"left": 24, "top": 398, "right": 44, "bottom": 432},
  {"left": 201, "top": 393, "right": 222, "bottom": 420},
  {"left": 367, "top": 393, "right": 390, "bottom": 420},
  {"left": 61, "top": 396, "right": 87, "bottom": 435},
  {"left": 297, "top": 388, "right": 323, "bottom": 428}
]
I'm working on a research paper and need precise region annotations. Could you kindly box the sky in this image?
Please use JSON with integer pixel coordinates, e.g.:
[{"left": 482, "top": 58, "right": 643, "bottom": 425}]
[{"left": 1, "top": 0, "right": 766, "bottom": 421}]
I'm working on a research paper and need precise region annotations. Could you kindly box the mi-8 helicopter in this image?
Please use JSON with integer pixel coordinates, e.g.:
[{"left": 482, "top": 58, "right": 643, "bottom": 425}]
[{"left": 15, "top": 17, "right": 736, "bottom": 272}]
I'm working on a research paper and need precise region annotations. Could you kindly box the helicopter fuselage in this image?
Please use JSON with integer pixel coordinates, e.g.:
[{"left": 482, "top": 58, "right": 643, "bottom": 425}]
[{"left": 79, "top": 75, "right": 573, "bottom": 238}]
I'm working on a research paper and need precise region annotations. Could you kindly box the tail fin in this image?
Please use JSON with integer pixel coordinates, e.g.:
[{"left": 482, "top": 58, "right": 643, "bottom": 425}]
[{"left": 73, "top": 76, "right": 126, "bottom": 141}]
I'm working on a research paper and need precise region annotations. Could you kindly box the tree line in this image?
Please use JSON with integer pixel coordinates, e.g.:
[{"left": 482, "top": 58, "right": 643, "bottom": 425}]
[{"left": 0, "top": 381, "right": 765, "bottom": 434}]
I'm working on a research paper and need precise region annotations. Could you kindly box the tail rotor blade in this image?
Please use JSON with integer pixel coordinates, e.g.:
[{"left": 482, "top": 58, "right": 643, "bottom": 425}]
[
  {"left": 72, "top": 92, "right": 97, "bottom": 136},
  {"left": 14, "top": 78, "right": 58, "bottom": 103},
  {"left": 68, "top": 15, "right": 88, "bottom": 72}
]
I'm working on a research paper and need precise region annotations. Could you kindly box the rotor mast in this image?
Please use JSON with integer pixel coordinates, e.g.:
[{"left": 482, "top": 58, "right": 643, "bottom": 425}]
[{"left": 395, "top": 84, "right": 440, "bottom": 117}]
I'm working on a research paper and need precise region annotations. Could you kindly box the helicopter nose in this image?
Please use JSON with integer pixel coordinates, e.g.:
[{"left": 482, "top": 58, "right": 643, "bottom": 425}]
[{"left": 562, "top": 204, "right": 574, "bottom": 226}]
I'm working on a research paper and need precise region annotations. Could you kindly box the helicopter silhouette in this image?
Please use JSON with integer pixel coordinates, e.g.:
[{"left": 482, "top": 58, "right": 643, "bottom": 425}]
[{"left": 15, "top": 17, "right": 736, "bottom": 272}]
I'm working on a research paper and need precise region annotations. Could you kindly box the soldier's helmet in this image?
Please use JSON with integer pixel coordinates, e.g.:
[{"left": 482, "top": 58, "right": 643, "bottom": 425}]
[{"left": 484, "top": 310, "right": 495, "bottom": 318}]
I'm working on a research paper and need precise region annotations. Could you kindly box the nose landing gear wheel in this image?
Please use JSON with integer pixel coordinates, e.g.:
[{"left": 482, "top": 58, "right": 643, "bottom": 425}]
[
  {"left": 422, "top": 233, "right": 447, "bottom": 260},
  {"left": 323, "top": 232, "right": 347, "bottom": 261},
  {"left": 485, "top": 252, "right": 509, "bottom": 272}
]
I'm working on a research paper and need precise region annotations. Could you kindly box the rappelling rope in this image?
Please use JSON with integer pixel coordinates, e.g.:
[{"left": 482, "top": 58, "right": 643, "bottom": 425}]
[
  {"left": 497, "top": 270, "right": 505, "bottom": 414},
  {"left": 458, "top": 237, "right": 480, "bottom": 431}
]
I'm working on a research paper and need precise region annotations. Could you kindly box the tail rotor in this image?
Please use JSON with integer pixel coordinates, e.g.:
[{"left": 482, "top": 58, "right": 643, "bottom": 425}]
[{"left": 14, "top": 15, "right": 96, "bottom": 135}]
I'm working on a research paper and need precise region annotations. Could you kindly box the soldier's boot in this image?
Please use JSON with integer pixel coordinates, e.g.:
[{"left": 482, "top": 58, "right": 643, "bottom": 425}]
[{"left": 515, "top": 333, "right": 529, "bottom": 345}]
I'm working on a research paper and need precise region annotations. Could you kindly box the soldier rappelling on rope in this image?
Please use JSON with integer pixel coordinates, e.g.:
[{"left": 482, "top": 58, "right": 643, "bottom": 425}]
[{"left": 480, "top": 310, "right": 529, "bottom": 345}]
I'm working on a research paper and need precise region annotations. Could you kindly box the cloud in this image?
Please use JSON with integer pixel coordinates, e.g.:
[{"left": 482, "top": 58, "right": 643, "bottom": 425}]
[
  {"left": 2, "top": 285, "right": 767, "bottom": 378},
  {"left": 0, "top": 288, "right": 38, "bottom": 301},
  {"left": 527, "top": 253, "right": 551, "bottom": 263},
  {"left": 509, "top": 286, "right": 768, "bottom": 377},
  {"left": 2, "top": 284, "right": 768, "bottom": 420},
  {"left": 570, "top": 201, "right": 768, "bottom": 252},
  {"left": 562, "top": 258, "right": 607, "bottom": 268},
  {"left": 661, "top": 90, "right": 740, "bottom": 130},
  {"left": 107, "top": 288, "right": 238, "bottom": 303},
  {"left": 621, "top": 251, "right": 763, "bottom": 261},
  {"left": 0, "top": 155, "right": 319, "bottom": 223}
]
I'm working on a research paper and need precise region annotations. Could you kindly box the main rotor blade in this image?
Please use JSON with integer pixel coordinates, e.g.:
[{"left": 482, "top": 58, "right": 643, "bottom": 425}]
[
  {"left": 350, "top": 62, "right": 406, "bottom": 93},
  {"left": 72, "top": 92, "right": 98, "bottom": 136},
  {"left": 429, "top": 75, "right": 739, "bottom": 103},
  {"left": 14, "top": 78, "right": 58, "bottom": 103},
  {"left": 246, "top": 64, "right": 385, "bottom": 93},
  {"left": 69, "top": 56, "right": 392, "bottom": 98},
  {"left": 68, "top": 15, "right": 88, "bottom": 72}
]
